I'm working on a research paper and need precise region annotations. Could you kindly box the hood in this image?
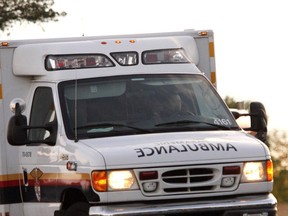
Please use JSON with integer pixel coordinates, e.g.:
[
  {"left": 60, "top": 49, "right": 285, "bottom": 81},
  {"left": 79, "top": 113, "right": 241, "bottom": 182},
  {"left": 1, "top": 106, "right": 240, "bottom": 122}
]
[{"left": 79, "top": 131, "right": 269, "bottom": 169}]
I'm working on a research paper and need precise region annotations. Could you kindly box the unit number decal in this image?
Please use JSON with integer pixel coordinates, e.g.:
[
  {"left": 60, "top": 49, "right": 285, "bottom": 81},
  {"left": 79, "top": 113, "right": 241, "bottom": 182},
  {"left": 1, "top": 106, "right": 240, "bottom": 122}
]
[
  {"left": 22, "top": 151, "right": 32, "bottom": 157},
  {"left": 213, "top": 118, "right": 232, "bottom": 126}
]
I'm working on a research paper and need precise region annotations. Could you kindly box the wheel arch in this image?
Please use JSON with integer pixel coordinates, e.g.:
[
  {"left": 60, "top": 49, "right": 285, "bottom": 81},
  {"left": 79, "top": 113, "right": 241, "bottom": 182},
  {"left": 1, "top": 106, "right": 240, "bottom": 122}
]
[{"left": 59, "top": 188, "right": 89, "bottom": 211}]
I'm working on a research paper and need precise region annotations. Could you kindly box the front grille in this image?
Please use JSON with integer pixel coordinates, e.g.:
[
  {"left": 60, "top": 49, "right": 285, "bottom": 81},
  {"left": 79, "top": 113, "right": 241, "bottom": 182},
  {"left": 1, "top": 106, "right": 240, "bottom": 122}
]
[
  {"left": 162, "top": 168, "right": 214, "bottom": 183},
  {"left": 136, "top": 164, "right": 241, "bottom": 197},
  {"left": 161, "top": 168, "right": 216, "bottom": 193}
]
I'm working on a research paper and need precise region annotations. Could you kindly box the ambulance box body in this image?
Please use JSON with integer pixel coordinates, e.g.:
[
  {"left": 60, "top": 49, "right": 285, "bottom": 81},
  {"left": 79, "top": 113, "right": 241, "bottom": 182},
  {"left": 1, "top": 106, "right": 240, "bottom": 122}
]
[{"left": 0, "top": 30, "right": 276, "bottom": 216}]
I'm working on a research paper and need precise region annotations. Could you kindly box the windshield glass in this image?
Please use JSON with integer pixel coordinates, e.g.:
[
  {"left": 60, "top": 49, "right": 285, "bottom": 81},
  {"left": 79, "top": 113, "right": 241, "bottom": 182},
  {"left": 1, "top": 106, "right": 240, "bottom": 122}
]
[{"left": 58, "top": 74, "right": 239, "bottom": 140}]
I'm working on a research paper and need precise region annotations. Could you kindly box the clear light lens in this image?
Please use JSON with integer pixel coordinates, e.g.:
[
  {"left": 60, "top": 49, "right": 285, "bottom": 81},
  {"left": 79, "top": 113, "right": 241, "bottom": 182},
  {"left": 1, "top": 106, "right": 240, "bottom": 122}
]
[
  {"left": 108, "top": 170, "right": 135, "bottom": 190},
  {"left": 111, "top": 52, "right": 138, "bottom": 66},
  {"left": 143, "top": 48, "right": 190, "bottom": 64},
  {"left": 242, "top": 162, "right": 265, "bottom": 182},
  {"left": 45, "top": 54, "right": 114, "bottom": 71}
]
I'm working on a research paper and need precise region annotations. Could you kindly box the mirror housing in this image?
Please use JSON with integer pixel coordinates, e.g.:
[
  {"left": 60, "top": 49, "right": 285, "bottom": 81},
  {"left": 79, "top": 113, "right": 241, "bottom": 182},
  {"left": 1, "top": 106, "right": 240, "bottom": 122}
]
[
  {"left": 249, "top": 102, "right": 267, "bottom": 143},
  {"left": 7, "top": 102, "right": 58, "bottom": 146}
]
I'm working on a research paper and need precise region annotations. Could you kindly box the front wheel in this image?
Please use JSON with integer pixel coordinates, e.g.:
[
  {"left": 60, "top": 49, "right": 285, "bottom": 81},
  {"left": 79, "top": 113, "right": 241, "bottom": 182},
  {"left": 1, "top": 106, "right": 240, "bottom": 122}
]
[{"left": 64, "top": 202, "right": 90, "bottom": 216}]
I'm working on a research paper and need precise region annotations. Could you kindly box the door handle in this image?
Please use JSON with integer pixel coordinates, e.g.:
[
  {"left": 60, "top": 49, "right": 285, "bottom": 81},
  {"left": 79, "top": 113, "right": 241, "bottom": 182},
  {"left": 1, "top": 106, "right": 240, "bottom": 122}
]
[{"left": 23, "top": 168, "right": 28, "bottom": 187}]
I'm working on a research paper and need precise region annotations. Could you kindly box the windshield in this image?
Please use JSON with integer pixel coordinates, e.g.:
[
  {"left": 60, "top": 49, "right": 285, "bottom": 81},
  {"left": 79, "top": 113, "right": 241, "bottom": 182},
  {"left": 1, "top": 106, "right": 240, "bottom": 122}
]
[{"left": 58, "top": 74, "right": 239, "bottom": 140}]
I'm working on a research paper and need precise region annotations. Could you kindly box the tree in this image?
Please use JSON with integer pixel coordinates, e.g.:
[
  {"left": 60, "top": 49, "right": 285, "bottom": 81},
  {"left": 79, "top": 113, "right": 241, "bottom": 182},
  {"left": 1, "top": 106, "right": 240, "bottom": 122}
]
[{"left": 0, "top": 0, "right": 66, "bottom": 32}]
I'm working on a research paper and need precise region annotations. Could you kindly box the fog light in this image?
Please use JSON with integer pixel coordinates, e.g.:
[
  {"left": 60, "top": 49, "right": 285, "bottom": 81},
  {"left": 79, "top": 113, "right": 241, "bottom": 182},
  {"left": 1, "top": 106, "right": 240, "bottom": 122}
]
[
  {"left": 143, "top": 182, "right": 158, "bottom": 192},
  {"left": 221, "top": 177, "right": 235, "bottom": 187}
]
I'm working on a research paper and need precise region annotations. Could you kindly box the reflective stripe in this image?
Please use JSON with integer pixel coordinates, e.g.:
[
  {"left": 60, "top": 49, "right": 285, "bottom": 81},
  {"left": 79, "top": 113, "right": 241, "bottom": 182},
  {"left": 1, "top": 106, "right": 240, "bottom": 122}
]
[
  {"left": 209, "top": 42, "right": 215, "bottom": 57},
  {"left": 208, "top": 41, "right": 216, "bottom": 87},
  {"left": 211, "top": 71, "right": 216, "bottom": 86}
]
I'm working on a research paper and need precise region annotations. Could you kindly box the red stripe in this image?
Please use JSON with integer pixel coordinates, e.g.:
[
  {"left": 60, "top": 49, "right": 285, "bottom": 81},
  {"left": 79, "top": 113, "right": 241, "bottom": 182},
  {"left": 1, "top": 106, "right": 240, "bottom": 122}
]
[
  {"left": 0, "top": 180, "right": 20, "bottom": 188},
  {"left": 0, "top": 179, "right": 91, "bottom": 188}
]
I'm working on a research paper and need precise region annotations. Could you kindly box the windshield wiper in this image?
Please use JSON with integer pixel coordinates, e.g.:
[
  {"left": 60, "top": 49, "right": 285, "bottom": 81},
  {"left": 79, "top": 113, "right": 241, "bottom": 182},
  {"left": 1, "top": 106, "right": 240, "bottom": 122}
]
[
  {"left": 76, "top": 123, "right": 151, "bottom": 133},
  {"left": 156, "top": 120, "right": 232, "bottom": 130}
]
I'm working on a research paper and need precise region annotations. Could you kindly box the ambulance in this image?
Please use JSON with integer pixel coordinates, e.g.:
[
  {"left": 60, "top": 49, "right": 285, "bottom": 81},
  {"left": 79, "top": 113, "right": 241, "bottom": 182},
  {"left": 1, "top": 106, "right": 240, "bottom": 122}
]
[{"left": 0, "top": 29, "right": 277, "bottom": 216}]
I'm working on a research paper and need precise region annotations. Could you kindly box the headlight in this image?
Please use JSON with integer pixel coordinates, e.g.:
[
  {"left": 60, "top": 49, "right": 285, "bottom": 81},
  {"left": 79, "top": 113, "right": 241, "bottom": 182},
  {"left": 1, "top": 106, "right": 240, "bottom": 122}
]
[
  {"left": 92, "top": 170, "right": 138, "bottom": 192},
  {"left": 108, "top": 170, "right": 135, "bottom": 190},
  {"left": 241, "top": 160, "right": 273, "bottom": 182}
]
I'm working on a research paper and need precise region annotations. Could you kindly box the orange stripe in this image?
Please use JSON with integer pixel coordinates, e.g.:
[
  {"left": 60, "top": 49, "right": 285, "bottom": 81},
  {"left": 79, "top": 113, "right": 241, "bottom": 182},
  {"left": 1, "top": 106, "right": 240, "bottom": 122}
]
[
  {"left": 209, "top": 42, "right": 215, "bottom": 57},
  {"left": 40, "top": 173, "right": 90, "bottom": 180},
  {"left": 0, "top": 174, "right": 19, "bottom": 181}
]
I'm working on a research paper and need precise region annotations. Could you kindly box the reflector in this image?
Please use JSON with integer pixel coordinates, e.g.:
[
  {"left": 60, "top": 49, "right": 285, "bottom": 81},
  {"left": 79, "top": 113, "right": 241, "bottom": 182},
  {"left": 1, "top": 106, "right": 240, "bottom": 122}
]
[
  {"left": 139, "top": 171, "right": 158, "bottom": 180},
  {"left": 223, "top": 166, "right": 241, "bottom": 175}
]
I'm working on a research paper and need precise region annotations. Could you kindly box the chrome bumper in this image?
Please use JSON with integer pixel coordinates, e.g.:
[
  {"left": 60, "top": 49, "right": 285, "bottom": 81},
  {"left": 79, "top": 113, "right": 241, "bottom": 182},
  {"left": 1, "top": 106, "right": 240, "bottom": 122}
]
[{"left": 89, "top": 193, "right": 277, "bottom": 216}]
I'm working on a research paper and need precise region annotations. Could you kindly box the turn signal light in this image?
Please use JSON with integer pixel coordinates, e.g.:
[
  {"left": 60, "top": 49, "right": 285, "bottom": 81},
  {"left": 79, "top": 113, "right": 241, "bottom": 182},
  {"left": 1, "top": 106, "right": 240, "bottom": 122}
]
[
  {"left": 91, "top": 171, "right": 107, "bottom": 192},
  {"left": 266, "top": 159, "right": 273, "bottom": 181}
]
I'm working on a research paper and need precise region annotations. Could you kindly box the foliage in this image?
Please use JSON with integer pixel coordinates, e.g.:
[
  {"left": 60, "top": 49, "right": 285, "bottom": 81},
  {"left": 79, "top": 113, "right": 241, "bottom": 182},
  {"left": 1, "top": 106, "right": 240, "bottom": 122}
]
[
  {"left": 223, "top": 96, "right": 250, "bottom": 110},
  {"left": 267, "top": 130, "right": 288, "bottom": 202},
  {"left": 0, "top": 0, "right": 66, "bottom": 31}
]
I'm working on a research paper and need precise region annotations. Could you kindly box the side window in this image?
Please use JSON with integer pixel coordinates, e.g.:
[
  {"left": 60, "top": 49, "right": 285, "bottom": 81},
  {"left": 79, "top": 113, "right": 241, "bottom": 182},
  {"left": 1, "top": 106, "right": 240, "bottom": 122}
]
[{"left": 29, "top": 87, "right": 56, "bottom": 141}]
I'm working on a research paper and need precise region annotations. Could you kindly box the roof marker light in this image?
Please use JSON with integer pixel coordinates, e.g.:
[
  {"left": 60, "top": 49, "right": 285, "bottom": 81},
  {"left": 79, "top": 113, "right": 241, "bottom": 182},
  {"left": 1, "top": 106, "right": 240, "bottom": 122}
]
[
  {"left": 199, "top": 31, "right": 208, "bottom": 36},
  {"left": 115, "top": 40, "right": 121, "bottom": 44},
  {"left": 101, "top": 41, "right": 107, "bottom": 45},
  {"left": 129, "top": 40, "right": 136, "bottom": 43},
  {"left": 1, "top": 42, "right": 9, "bottom": 47}
]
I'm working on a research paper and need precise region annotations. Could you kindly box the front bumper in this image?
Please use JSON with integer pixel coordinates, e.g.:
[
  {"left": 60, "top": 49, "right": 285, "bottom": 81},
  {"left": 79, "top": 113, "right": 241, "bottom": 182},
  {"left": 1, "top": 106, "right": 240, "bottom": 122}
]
[{"left": 89, "top": 193, "right": 277, "bottom": 216}]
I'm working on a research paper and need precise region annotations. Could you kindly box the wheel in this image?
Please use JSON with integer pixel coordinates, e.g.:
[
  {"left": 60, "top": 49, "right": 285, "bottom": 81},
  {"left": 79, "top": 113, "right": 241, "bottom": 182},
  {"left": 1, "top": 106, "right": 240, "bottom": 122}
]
[{"left": 64, "top": 202, "right": 90, "bottom": 216}]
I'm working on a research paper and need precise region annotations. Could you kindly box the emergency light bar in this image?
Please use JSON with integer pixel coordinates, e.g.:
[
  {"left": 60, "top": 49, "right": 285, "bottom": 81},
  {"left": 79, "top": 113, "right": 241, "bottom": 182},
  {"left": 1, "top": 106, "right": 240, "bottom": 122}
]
[
  {"left": 45, "top": 49, "right": 191, "bottom": 71},
  {"left": 142, "top": 48, "right": 190, "bottom": 64},
  {"left": 45, "top": 54, "right": 114, "bottom": 71}
]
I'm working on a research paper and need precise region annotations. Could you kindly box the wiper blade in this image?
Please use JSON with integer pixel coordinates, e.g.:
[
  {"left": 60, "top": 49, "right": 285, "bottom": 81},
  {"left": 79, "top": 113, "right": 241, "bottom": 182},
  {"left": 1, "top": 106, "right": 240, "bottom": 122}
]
[
  {"left": 76, "top": 123, "right": 151, "bottom": 133},
  {"left": 156, "top": 120, "right": 231, "bottom": 130}
]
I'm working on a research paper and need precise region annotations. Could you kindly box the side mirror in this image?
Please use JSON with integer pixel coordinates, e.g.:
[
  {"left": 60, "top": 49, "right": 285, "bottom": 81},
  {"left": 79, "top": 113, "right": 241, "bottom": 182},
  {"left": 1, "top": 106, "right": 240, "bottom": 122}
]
[
  {"left": 7, "top": 101, "right": 58, "bottom": 146},
  {"left": 7, "top": 103, "right": 29, "bottom": 145},
  {"left": 233, "top": 102, "right": 267, "bottom": 143},
  {"left": 231, "top": 102, "right": 268, "bottom": 143}
]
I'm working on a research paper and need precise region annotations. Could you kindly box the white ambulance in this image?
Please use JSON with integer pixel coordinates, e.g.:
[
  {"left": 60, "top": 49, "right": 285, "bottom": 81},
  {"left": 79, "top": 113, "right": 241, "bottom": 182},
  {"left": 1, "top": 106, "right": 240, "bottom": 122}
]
[{"left": 0, "top": 29, "right": 277, "bottom": 216}]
